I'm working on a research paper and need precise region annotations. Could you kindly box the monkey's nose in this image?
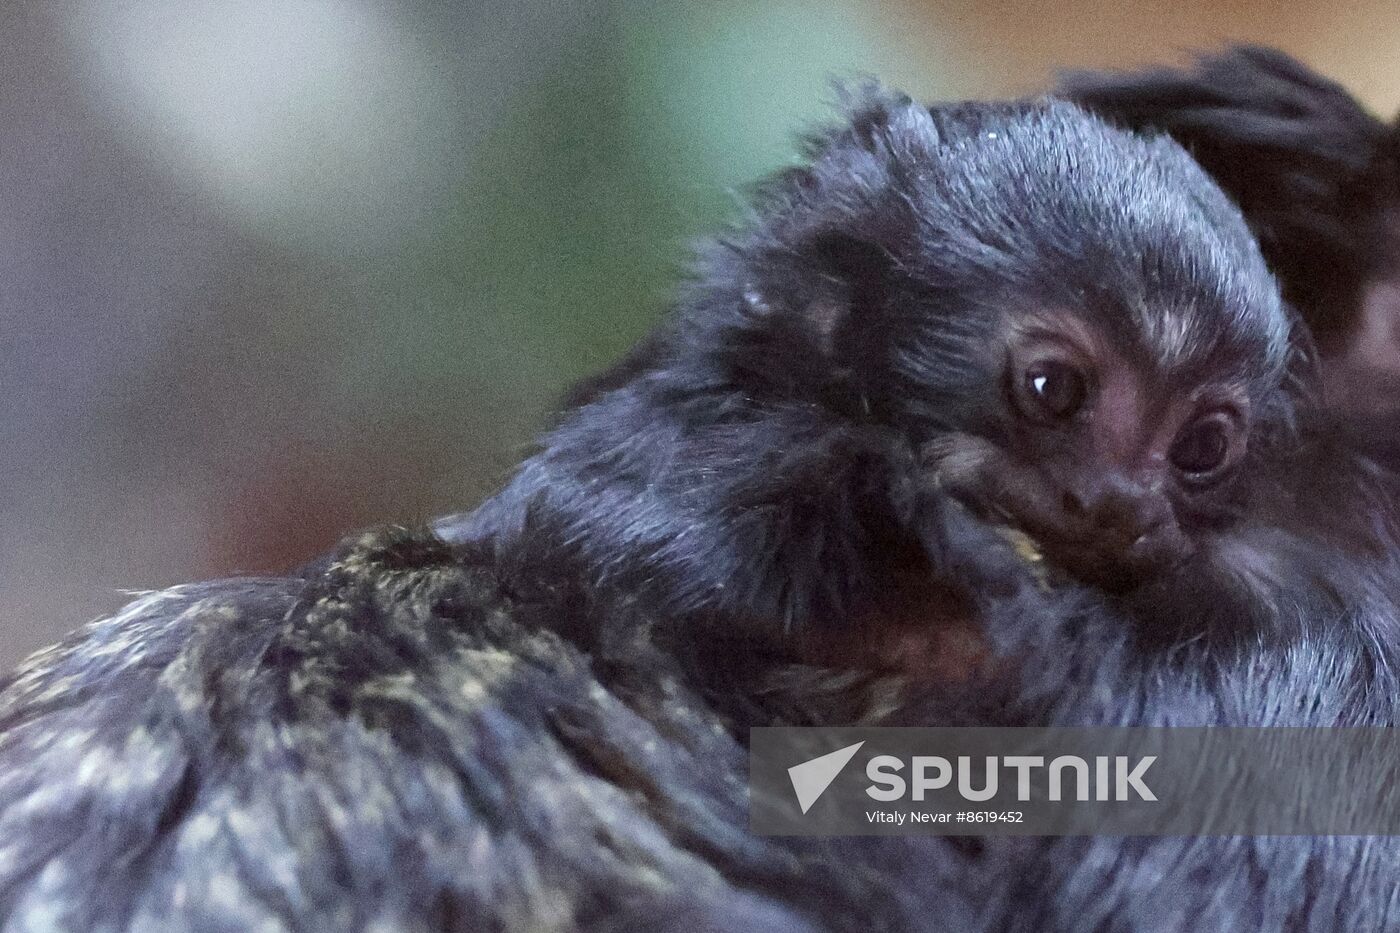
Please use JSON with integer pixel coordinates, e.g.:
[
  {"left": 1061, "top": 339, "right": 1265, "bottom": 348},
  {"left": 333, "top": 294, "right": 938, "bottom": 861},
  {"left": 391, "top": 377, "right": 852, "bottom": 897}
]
[
  {"left": 1061, "top": 476, "right": 1175, "bottom": 552},
  {"left": 1050, "top": 478, "right": 1186, "bottom": 588}
]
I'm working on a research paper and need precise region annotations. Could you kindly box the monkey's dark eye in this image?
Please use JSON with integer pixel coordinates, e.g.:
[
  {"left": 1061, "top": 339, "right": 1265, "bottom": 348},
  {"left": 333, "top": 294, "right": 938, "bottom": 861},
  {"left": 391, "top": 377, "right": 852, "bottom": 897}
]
[
  {"left": 1020, "top": 360, "right": 1087, "bottom": 421},
  {"left": 1169, "top": 414, "right": 1235, "bottom": 480}
]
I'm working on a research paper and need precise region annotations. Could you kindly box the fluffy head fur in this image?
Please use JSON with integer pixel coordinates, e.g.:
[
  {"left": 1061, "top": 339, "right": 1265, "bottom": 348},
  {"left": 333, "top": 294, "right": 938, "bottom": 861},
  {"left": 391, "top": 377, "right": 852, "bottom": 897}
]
[
  {"left": 1061, "top": 45, "right": 1400, "bottom": 354},
  {"left": 696, "top": 95, "right": 1289, "bottom": 423}
]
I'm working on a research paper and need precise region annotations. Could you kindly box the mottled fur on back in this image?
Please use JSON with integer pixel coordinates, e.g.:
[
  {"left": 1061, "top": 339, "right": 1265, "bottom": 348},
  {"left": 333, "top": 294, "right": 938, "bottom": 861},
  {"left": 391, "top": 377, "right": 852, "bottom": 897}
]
[
  {"left": 4, "top": 513, "right": 1400, "bottom": 930},
  {"left": 0, "top": 529, "right": 851, "bottom": 931}
]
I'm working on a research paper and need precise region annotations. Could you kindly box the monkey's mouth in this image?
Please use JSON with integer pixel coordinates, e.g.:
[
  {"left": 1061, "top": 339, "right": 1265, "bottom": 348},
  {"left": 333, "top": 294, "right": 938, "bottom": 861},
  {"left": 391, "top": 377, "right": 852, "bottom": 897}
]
[{"left": 982, "top": 515, "right": 1191, "bottom": 593}]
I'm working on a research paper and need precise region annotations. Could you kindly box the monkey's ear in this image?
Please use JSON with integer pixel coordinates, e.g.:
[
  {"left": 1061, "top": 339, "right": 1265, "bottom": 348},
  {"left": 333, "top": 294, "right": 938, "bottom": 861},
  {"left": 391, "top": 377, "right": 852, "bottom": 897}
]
[
  {"left": 802, "top": 231, "right": 896, "bottom": 353},
  {"left": 1280, "top": 306, "right": 1325, "bottom": 407},
  {"left": 716, "top": 91, "right": 933, "bottom": 395},
  {"left": 735, "top": 229, "right": 896, "bottom": 385}
]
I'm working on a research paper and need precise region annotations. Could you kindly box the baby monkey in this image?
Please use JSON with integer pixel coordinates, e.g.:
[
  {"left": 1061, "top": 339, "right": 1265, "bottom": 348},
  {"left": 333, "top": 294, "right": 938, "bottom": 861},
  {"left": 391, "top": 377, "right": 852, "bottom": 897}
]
[{"left": 465, "top": 91, "right": 1313, "bottom": 680}]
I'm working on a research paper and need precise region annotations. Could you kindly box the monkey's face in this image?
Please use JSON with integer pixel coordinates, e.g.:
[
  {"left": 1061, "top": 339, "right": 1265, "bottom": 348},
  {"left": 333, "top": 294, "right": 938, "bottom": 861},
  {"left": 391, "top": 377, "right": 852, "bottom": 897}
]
[
  {"left": 926, "top": 305, "right": 1261, "bottom": 591},
  {"left": 709, "top": 96, "right": 1291, "bottom": 593}
]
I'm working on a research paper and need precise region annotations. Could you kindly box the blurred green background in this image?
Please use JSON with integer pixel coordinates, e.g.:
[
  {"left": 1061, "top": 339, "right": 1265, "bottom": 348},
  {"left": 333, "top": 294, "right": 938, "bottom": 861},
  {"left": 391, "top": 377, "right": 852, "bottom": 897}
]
[{"left": 3, "top": 0, "right": 1399, "bottom": 666}]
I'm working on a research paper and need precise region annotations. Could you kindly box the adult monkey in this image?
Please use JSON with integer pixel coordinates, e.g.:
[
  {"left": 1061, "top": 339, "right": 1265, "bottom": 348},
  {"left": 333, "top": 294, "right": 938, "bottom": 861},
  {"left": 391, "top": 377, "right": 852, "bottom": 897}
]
[{"left": 0, "top": 90, "right": 1398, "bottom": 932}]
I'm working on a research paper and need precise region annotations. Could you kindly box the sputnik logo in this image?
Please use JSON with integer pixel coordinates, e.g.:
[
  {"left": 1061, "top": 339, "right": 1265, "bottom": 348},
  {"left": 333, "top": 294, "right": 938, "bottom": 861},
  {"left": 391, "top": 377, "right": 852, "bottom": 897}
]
[{"left": 787, "top": 741, "right": 865, "bottom": 814}]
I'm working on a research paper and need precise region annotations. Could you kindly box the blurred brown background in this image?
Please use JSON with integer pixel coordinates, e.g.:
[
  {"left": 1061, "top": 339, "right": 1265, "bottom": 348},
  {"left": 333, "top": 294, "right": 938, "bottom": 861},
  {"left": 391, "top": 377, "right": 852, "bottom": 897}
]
[{"left": 4, "top": 0, "right": 1399, "bottom": 667}]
